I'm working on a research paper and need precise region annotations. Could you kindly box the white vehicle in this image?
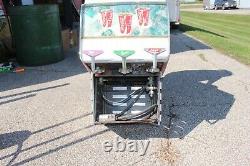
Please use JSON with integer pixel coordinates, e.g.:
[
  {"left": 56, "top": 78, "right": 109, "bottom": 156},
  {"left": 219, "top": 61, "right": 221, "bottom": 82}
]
[
  {"left": 168, "top": 0, "right": 181, "bottom": 27},
  {"left": 203, "top": 0, "right": 216, "bottom": 10},
  {"left": 79, "top": 0, "right": 170, "bottom": 124}
]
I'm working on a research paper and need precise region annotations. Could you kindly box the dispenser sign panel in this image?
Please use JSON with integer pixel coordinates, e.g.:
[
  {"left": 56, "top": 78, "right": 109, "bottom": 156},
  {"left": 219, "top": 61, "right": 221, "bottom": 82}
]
[{"left": 82, "top": 3, "right": 169, "bottom": 38}]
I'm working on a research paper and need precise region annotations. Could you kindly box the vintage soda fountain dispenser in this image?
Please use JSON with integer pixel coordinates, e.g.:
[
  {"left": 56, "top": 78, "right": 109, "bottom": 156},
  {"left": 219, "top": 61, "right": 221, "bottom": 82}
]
[{"left": 79, "top": 0, "right": 170, "bottom": 124}]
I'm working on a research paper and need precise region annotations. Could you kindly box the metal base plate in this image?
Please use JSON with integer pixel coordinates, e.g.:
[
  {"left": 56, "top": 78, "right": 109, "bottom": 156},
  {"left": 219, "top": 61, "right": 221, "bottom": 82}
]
[{"left": 118, "top": 68, "right": 132, "bottom": 75}]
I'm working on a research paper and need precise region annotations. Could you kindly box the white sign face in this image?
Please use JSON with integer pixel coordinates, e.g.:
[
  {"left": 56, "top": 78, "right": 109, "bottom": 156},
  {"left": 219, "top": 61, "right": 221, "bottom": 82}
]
[
  {"left": 82, "top": 2, "right": 169, "bottom": 38},
  {"left": 80, "top": 2, "right": 170, "bottom": 64}
]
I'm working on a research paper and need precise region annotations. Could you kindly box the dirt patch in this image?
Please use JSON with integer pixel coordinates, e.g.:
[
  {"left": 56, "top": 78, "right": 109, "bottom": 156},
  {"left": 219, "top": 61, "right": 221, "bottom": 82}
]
[{"left": 157, "top": 139, "right": 181, "bottom": 165}]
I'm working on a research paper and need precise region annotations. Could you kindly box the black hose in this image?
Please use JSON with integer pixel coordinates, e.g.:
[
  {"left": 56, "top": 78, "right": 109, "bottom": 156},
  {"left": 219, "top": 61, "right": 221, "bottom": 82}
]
[
  {"left": 129, "top": 105, "right": 157, "bottom": 120},
  {"left": 101, "top": 84, "right": 157, "bottom": 121},
  {"left": 115, "top": 88, "right": 146, "bottom": 118},
  {"left": 117, "top": 104, "right": 157, "bottom": 121},
  {"left": 102, "top": 87, "right": 144, "bottom": 106}
]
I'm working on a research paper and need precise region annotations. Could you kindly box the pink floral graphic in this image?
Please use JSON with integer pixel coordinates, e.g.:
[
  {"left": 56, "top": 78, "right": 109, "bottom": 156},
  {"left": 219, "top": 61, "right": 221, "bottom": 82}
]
[
  {"left": 137, "top": 8, "right": 150, "bottom": 26},
  {"left": 101, "top": 10, "right": 113, "bottom": 27},
  {"left": 119, "top": 14, "right": 133, "bottom": 34}
]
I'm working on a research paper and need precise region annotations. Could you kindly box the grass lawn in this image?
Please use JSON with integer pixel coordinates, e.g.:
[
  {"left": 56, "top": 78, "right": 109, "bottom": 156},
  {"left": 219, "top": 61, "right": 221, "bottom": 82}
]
[
  {"left": 181, "top": 4, "right": 203, "bottom": 9},
  {"left": 180, "top": 4, "right": 203, "bottom": 9},
  {"left": 180, "top": 11, "right": 250, "bottom": 65}
]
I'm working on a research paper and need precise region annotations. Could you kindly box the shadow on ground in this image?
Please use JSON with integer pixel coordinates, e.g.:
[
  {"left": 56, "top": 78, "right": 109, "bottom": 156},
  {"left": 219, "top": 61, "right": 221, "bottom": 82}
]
[
  {"left": 108, "top": 69, "right": 235, "bottom": 140},
  {"left": 162, "top": 69, "right": 235, "bottom": 138},
  {"left": 108, "top": 31, "right": 220, "bottom": 140},
  {"left": 0, "top": 49, "right": 86, "bottom": 93},
  {"left": 170, "top": 29, "right": 212, "bottom": 54},
  {"left": 0, "top": 113, "right": 100, "bottom": 166},
  {"left": 0, "top": 131, "right": 32, "bottom": 166},
  {"left": 0, "top": 83, "right": 70, "bottom": 106},
  {"left": 179, "top": 24, "right": 226, "bottom": 38}
]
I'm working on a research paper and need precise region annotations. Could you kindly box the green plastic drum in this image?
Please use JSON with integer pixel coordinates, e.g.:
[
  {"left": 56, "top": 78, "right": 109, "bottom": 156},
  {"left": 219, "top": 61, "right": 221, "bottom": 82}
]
[{"left": 9, "top": 5, "right": 64, "bottom": 66}]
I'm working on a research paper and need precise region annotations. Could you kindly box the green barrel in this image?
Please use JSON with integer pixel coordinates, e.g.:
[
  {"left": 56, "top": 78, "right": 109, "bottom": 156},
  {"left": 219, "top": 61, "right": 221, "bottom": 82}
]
[{"left": 9, "top": 5, "right": 64, "bottom": 66}]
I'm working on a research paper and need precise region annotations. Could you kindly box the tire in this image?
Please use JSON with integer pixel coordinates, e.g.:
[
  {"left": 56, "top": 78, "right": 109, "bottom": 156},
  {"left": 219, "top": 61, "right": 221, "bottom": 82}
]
[{"left": 171, "top": 23, "right": 179, "bottom": 30}]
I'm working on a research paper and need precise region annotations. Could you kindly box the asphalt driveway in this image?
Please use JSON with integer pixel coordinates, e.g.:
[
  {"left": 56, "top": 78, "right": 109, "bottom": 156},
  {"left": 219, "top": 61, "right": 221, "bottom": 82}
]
[{"left": 0, "top": 31, "right": 250, "bottom": 166}]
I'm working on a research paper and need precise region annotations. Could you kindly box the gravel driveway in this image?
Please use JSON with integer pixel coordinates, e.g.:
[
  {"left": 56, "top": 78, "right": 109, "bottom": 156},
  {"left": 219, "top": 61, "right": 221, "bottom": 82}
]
[{"left": 1, "top": 31, "right": 250, "bottom": 166}]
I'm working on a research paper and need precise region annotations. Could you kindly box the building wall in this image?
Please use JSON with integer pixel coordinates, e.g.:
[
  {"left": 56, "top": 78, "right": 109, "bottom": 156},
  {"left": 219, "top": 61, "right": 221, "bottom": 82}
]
[
  {"left": 181, "top": 0, "right": 196, "bottom": 3},
  {"left": 237, "top": 0, "right": 250, "bottom": 8}
]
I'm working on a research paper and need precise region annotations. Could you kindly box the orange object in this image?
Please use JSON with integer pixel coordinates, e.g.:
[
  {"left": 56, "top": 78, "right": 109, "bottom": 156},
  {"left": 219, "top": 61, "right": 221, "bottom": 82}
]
[{"left": 14, "top": 67, "right": 25, "bottom": 73}]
